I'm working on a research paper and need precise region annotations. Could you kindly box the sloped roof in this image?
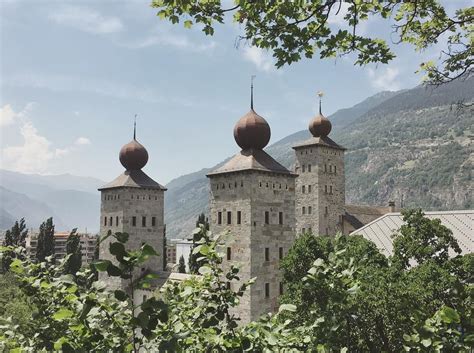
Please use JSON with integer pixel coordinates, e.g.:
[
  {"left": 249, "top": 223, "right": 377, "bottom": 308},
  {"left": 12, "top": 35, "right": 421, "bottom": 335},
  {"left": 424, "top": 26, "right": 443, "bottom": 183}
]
[
  {"left": 344, "top": 204, "right": 392, "bottom": 229},
  {"left": 98, "top": 170, "right": 166, "bottom": 191},
  {"left": 207, "top": 149, "right": 296, "bottom": 176},
  {"left": 292, "top": 136, "right": 346, "bottom": 150},
  {"left": 350, "top": 210, "right": 474, "bottom": 256}
]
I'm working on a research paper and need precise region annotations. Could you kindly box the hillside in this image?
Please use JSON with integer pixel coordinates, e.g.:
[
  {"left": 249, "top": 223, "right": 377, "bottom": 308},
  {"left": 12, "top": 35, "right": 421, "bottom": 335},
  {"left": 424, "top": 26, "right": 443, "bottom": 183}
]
[{"left": 164, "top": 78, "right": 473, "bottom": 239}]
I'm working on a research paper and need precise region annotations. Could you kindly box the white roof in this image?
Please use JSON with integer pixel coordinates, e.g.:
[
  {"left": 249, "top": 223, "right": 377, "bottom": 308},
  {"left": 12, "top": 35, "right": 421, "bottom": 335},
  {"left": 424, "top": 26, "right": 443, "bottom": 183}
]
[{"left": 350, "top": 210, "right": 473, "bottom": 257}]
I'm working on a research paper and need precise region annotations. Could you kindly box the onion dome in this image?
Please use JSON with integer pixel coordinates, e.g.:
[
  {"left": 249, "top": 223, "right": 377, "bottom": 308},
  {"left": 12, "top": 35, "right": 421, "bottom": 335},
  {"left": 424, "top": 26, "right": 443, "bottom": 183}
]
[
  {"left": 309, "top": 113, "right": 332, "bottom": 137},
  {"left": 233, "top": 109, "right": 271, "bottom": 150},
  {"left": 119, "top": 139, "right": 148, "bottom": 170}
]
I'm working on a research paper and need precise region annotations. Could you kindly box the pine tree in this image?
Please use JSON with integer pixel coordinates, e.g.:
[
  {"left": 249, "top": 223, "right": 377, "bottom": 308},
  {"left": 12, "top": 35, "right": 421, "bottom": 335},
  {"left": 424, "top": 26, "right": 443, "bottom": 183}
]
[
  {"left": 188, "top": 213, "right": 210, "bottom": 274},
  {"left": 36, "top": 217, "right": 55, "bottom": 263},
  {"left": 178, "top": 255, "right": 186, "bottom": 274},
  {"left": 64, "top": 228, "right": 82, "bottom": 275},
  {"left": 1, "top": 218, "right": 28, "bottom": 272}
]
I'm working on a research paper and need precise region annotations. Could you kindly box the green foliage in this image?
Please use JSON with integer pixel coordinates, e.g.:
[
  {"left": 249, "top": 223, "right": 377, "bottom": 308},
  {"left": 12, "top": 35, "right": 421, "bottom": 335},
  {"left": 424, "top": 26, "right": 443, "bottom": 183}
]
[
  {"left": 177, "top": 255, "right": 186, "bottom": 274},
  {"left": 188, "top": 213, "right": 210, "bottom": 274},
  {"left": 1, "top": 218, "right": 28, "bottom": 272},
  {"left": 151, "top": 0, "right": 473, "bottom": 84},
  {"left": 36, "top": 217, "right": 55, "bottom": 263},
  {"left": 0, "top": 226, "right": 306, "bottom": 351},
  {"left": 392, "top": 209, "right": 461, "bottom": 269},
  {"left": 64, "top": 228, "right": 82, "bottom": 275},
  {"left": 280, "top": 210, "right": 472, "bottom": 351}
]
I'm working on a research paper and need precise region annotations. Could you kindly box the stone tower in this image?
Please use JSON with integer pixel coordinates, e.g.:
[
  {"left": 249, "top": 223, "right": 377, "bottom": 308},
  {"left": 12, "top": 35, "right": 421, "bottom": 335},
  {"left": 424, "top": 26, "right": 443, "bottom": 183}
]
[
  {"left": 293, "top": 94, "right": 345, "bottom": 236},
  {"left": 98, "top": 125, "right": 166, "bottom": 290},
  {"left": 207, "top": 85, "right": 296, "bottom": 323}
]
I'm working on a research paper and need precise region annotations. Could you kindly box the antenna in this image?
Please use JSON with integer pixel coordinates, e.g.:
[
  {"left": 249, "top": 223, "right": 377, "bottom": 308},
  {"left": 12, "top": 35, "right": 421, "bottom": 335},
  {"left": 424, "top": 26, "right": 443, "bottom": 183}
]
[
  {"left": 317, "top": 91, "right": 324, "bottom": 114},
  {"left": 251, "top": 75, "right": 256, "bottom": 109},
  {"left": 133, "top": 114, "right": 137, "bottom": 140}
]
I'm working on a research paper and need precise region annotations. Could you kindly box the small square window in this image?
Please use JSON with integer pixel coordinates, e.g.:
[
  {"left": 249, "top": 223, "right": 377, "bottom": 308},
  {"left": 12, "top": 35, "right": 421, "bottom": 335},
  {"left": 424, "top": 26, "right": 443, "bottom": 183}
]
[
  {"left": 302, "top": 207, "right": 306, "bottom": 215},
  {"left": 237, "top": 211, "right": 242, "bottom": 225},
  {"left": 279, "top": 247, "right": 283, "bottom": 260},
  {"left": 265, "top": 283, "right": 270, "bottom": 298},
  {"left": 227, "top": 211, "right": 232, "bottom": 225},
  {"left": 265, "top": 248, "right": 270, "bottom": 261},
  {"left": 132, "top": 216, "right": 136, "bottom": 227},
  {"left": 142, "top": 216, "right": 146, "bottom": 227},
  {"left": 152, "top": 216, "right": 156, "bottom": 227},
  {"left": 302, "top": 227, "right": 306, "bottom": 234},
  {"left": 227, "top": 247, "right": 232, "bottom": 260},
  {"left": 104, "top": 217, "right": 107, "bottom": 226},
  {"left": 302, "top": 185, "right": 305, "bottom": 193},
  {"left": 308, "top": 164, "right": 312, "bottom": 172},
  {"left": 330, "top": 186, "right": 333, "bottom": 194},
  {"left": 265, "top": 211, "right": 270, "bottom": 224},
  {"left": 278, "top": 212, "right": 283, "bottom": 225},
  {"left": 302, "top": 165, "right": 306, "bottom": 173},
  {"left": 308, "top": 206, "right": 312, "bottom": 214},
  {"left": 308, "top": 185, "right": 312, "bottom": 193},
  {"left": 109, "top": 217, "right": 112, "bottom": 226},
  {"left": 218, "top": 212, "right": 222, "bottom": 225},
  {"left": 116, "top": 216, "right": 119, "bottom": 226}
]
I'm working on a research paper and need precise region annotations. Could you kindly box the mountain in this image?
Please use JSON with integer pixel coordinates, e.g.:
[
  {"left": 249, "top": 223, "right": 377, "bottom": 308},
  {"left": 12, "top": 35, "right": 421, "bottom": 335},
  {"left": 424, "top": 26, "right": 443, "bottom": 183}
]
[
  {"left": 0, "top": 170, "right": 103, "bottom": 232},
  {"left": 164, "top": 78, "right": 474, "bottom": 239}
]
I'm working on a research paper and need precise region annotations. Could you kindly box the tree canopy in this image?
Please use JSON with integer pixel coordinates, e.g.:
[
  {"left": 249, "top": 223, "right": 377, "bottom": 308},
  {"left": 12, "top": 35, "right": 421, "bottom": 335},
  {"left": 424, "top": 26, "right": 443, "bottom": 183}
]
[
  {"left": 151, "top": 0, "right": 473, "bottom": 85},
  {"left": 36, "top": 217, "right": 55, "bottom": 263},
  {"left": 64, "top": 228, "right": 82, "bottom": 276}
]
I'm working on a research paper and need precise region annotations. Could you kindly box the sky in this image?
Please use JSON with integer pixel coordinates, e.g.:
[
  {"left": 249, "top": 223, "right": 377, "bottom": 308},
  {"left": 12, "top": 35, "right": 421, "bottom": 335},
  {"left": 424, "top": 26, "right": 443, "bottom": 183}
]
[{"left": 0, "top": 0, "right": 467, "bottom": 184}]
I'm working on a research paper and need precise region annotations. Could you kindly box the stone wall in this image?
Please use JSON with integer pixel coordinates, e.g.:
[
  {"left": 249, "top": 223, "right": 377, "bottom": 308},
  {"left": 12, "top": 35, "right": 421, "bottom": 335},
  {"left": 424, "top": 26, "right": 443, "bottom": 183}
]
[
  {"left": 294, "top": 144, "right": 345, "bottom": 235},
  {"left": 209, "top": 170, "right": 296, "bottom": 323},
  {"left": 99, "top": 187, "right": 165, "bottom": 290}
]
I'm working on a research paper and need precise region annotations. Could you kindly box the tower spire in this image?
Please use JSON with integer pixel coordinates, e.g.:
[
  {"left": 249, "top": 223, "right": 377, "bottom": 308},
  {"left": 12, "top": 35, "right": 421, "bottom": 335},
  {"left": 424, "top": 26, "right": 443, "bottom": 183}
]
[
  {"left": 133, "top": 114, "right": 137, "bottom": 140},
  {"left": 317, "top": 91, "right": 324, "bottom": 115},
  {"left": 250, "top": 75, "right": 256, "bottom": 110}
]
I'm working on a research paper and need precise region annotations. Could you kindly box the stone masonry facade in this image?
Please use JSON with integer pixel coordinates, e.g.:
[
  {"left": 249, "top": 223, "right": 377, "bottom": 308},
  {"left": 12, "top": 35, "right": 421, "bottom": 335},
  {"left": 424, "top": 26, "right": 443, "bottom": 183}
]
[
  {"left": 294, "top": 144, "right": 345, "bottom": 236},
  {"left": 209, "top": 171, "right": 296, "bottom": 323},
  {"left": 99, "top": 187, "right": 165, "bottom": 290}
]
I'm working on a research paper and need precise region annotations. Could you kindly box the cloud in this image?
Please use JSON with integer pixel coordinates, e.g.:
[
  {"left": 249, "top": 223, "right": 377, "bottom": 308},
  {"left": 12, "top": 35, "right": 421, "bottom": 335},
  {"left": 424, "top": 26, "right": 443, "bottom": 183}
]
[
  {"left": 1, "top": 104, "right": 90, "bottom": 174},
  {"left": 242, "top": 46, "right": 276, "bottom": 73},
  {"left": 75, "top": 137, "right": 91, "bottom": 145},
  {"left": 0, "top": 104, "right": 16, "bottom": 127},
  {"left": 122, "top": 31, "right": 217, "bottom": 52},
  {"left": 367, "top": 67, "right": 401, "bottom": 91},
  {"left": 49, "top": 6, "right": 124, "bottom": 34}
]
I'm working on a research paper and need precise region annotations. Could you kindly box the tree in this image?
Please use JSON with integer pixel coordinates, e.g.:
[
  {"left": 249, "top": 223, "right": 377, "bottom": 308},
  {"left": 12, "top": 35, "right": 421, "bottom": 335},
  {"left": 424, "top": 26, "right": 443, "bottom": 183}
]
[
  {"left": 36, "top": 217, "right": 55, "bottom": 263},
  {"left": 63, "top": 229, "right": 82, "bottom": 276},
  {"left": 178, "top": 255, "right": 186, "bottom": 273},
  {"left": 188, "top": 213, "right": 210, "bottom": 274},
  {"left": 163, "top": 225, "right": 167, "bottom": 270},
  {"left": 1, "top": 218, "right": 28, "bottom": 272},
  {"left": 152, "top": 0, "right": 473, "bottom": 85},
  {"left": 279, "top": 211, "right": 472, "bottom": 351},
  {"left": 392, "top": 208, "right": 461, "bottom": 269}
]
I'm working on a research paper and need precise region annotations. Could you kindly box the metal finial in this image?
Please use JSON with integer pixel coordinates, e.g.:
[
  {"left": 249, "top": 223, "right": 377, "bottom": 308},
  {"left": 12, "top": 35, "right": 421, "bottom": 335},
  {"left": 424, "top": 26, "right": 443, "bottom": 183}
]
[
  {"left": 251, "top": 75, "right": 256, "bottom": 110},
  {"left": 133, "top": 114, "right": 137, "bottom": 140},
  {"left": 317, "top": 91, "right": 324, "bottom": 114}
]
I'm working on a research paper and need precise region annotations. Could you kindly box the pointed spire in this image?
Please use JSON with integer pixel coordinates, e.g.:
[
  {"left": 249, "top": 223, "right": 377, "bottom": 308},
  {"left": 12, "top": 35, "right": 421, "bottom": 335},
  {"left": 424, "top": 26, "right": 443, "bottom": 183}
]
[
  {"left": 250, "top": 75, "right": 256, "bottom": 110},
  {"left": 133, "top": 114, "right": 137, "bottom": 140},
  {"left": 317, "top": 91, "right": 324, "bottom": 115}
]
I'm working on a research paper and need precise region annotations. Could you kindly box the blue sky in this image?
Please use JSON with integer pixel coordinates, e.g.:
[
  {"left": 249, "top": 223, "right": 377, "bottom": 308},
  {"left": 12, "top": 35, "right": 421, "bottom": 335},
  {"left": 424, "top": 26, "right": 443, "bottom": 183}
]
[{"left": 0, "top": 0, "right": 465, "bottom": 184}]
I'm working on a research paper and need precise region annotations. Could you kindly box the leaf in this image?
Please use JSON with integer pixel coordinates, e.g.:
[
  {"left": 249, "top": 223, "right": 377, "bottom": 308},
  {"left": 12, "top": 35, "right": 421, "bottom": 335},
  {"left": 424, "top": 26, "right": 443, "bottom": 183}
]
[
  {"left": 184, "top": 20, "right": 193, "bottom": 29},
  {"left": 314, "top": 258, "right": 324, "bottom": 267},
  {"left": 198, "top": 266, "right": 212, "bottom": 275},
  {"left": 114, "top": 290, "right": 128, "bottom": 301},
  {"left": 421, "top": 338, "right": 432, "bottom": 347},
  {"left": 93, "top": 260, "right": 111, "bottom": 271},
  {"left": 54, "top": 337, "right": 70, "bottom": 350},
  {"left": 114, "top": 232, "right": 129, "bottom": 243},
  {"left": 53, "top": 308, "right": 74, "bottom": 320},
  {"left": 107, "top": 264, "right": 122, "bottom": 277},
  {"left": 439, "top": 306, "right": 460, "bottom": 324},
  {"left": 110, "top": 242, "right": 126, "bottom": 258},
  {"left": 278, "top": 304, "right": 297, "bottom": 313},
  {"left": 141, "top": 244, "right": 158, "bottom": 257}
]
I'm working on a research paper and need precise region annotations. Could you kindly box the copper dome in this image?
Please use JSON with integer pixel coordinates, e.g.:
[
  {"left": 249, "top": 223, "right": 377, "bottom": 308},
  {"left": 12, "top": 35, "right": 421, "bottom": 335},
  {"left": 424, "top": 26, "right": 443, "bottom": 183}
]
[
  {"left": 309, "top": 113, "right": 332, "bottom": 137},
  {"left": 233, "top": 109, "right": 271, "bottom": 150},
  {"left": 119, "top": 139, "right": 149, "bottom": 170}
]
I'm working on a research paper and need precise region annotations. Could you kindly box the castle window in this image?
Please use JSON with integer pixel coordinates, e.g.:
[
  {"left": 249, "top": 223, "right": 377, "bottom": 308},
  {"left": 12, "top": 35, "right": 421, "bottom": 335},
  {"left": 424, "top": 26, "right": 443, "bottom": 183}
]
[
  {"left": 279, "top": 282, "right": 284, "bottom": 295},
  {"left": 227, "top": 211, "right": 232, "bottom": 225},
  {"left": 329, "top": 165, "right": 332, "bottom": 173},
  {"left": 155, "top": 196, "right": 157, "bottom": 200},
  {"left": 229, "top": 183, "right": 231, "bottom": 188},
  {"left": 142, "top": 216, "right": 146, "bottom": 227},
  {"left": 132, "top": 217, "right": 136, "bottom": 227},
  {"left": 216, "top": 184, "right": 219, "bottom": 190},
  {"left": 104, "top": 217, "right": 107, "bottom": 226},
  {"left": 308, "top": 227, "right": 312, "bottom": 234},
  {"left": 302, "top": 207, "right": 306, "bottom": 215},
  {"left": 308, "top": 206, "right": 312, "bottom": 214},
  {"left": 302, "top": 185, "right": 305, "bottom": 193},
  {"left": 218, "top": 212, "right": 222, "bottom": 225},
  {"left": 324, "top": 164, "right": 327, "bottom": 172},
  {"left": 116, "top": 216, "right": 119, "bottom": 226},
  {"left": 330, "top": 186, "right": 333, "bottom": 194},
  {"left": 241, "top": 180, "right": 243, "bottom": 187},
  {"left": 302, "top": 164, "right": 306, "bottom": 173},
  {"left": 308, "top": 164, "right": 312, "bottom": 172},
  {"left": 131, "top": 195, "right": 134, "bottom": 199},
  {"left": 308, "top": 185, "right": 312, "bottom": 193},
  {"left": 334, "top": 166, "right": 337, "bottom": 174},
  {"left": 152, "top": 217, "right": 156, "bottom": 227},
  {"left": 265, "top": 248, "right": 270, "bottom": 261},
  {"left": 279, "top": 183, "right": 282, "bottom": 189},
  {"left": 302, "top": 228, "right": 306, "bottom": 234},
  {"left": 222, "top": 183, "right": 225, "bottom": 189},
  {"left": 234, "top": 181, "right": 237, "bottom": 188},
  {"left": 237, "top": 211, "right": 242, "bottom": 225},
  {"left": 286, "top": 184, "right": 288, "bottom": 190},
  {"left": 149, "top": 196, "right": 151, "bottom": 200},
  {"left": 325, "top": 206, "right": 328, "bottom": 215},
  {"left": 279, "top": 212, "right": 283, "bottom": 225},
  {"left": 109, "top": 217, "right": 112, "bottom": 226},
  {"left": 227, "top": 247, "right": 232, "bottom": 260},
  {"left": 279, "top": 247, "right": 283, "bottom": 260},
  {"left": 259, "top": 181, "right": 262, "bottom": 187},
  {"left": 325, "top": 185, "right": 328, "bottom": 194},
  {"left": 118, "top": 195, "right": 120, "bottom": 200},
  {"left": 265, "top": 283, "right": 270, "bottom": 298},
  {"left": 265, "top": 211, "right": 270, "bottom": 224},
  {"left": 273, "top": 183, "right": 275, "bottom": 188},
  {"left": 266, "top": 182, "right": 269, "bottom": 187}
]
